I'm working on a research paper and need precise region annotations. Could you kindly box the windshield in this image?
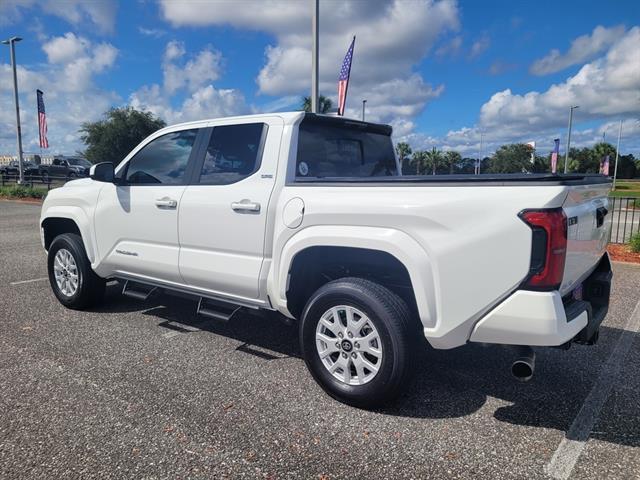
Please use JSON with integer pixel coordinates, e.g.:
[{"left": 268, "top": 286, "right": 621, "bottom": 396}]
[
  {"left": 296, "top": 116, "right": 398, "bottom": 179},
  {"left": 67, "top": 158, "right": 91, "bottom": 167}
]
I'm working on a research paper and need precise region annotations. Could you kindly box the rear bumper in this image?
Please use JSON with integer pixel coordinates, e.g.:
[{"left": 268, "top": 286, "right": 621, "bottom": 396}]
[{"left": 470, "top": 253, "right": 612, "bottom": 346}]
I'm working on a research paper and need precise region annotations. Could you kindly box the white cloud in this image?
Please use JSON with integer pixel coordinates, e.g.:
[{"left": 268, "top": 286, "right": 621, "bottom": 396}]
[
  {"left": 479, "top": 27, "right": 640, "bottom": 134},
  {"left": 530, "top": 25, "right": 626, "bottom": 75},
  {"left": 159, "top": 0, "right": 459, "bottom": 132},
  {"left": 468, "top": 32, "right": 490, "bottom": 59},
  {"left": 0, "top": 0, "right": 118, "bottom": 34},
  {"left": 0, "top": 32, "right": 119, "bottom": 155},
  {"left": 138, "top": 27, "right": 167, "bottom": 38},
  {"left": 40, "top": 34, "right": 118, "bottom": 92},
  {"left": 42, "top": 32, "right": 89, "bottom": 63},
  {"left": 435, "top": 35, "right": 463, "bottom": 58},
  {"left": 129, "top": 41, "right": 248, "bottom": 124}
]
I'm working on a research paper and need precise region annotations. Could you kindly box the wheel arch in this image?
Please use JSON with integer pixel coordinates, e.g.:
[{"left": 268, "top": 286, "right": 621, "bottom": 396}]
[
  {"left": 41, "top": 208, "right": 96, "bottom": 263},
  {"left": 271, "top": 225, "right": 437, "bottom": 329}
]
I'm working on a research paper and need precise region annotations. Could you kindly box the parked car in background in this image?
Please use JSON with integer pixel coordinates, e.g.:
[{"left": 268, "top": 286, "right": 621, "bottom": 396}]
[
  {"left": 39, "top": 157, "right": 91, "bottom": 182},
  {"left": 0, "top": 160, "right": 40, "bottom": 177}
]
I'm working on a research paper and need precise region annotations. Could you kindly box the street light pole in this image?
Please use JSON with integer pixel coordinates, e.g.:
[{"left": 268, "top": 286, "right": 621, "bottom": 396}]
[
  {"left": 476, "top": 132, "right": 484, "bottom": 175},
  {"left": 311, "top": 0, "right": 319, "bottom": 113},
  {"left": 612, "top": 119, "right": 623, "bottom": 190},
  {"left": 564, "top": 105, "right": 579, "bottom": 174},
  {"left": 362, "top": 99, "right": 366, "bottom": 121},
  {"left": 2, "top": 36, "right": 24, "bottom": 184}
]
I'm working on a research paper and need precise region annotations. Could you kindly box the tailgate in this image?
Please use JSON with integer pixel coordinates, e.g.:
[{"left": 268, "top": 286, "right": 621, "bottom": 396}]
[{"left": 561, "top": 182, "right": 611, "bottom": 296}]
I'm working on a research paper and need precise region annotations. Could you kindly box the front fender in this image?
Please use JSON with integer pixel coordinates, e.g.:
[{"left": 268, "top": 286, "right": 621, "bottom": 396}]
[
  {"left": 269, "top": 225, "right": 437, "bottom": 329},
  {"left": 41, "top": 205, "right": 96, "bottom": 264}
]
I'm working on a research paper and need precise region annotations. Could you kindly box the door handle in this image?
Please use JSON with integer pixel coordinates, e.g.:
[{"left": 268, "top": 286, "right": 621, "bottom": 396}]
[
  {"left": 596, "top": 207, "right": 608, "bottom": 228},
  {"left": 231, "top": 200, "right": 261, "bottom": 213},
  {"left": 155, "top": 197, "right": 177, "bottom": 209}
]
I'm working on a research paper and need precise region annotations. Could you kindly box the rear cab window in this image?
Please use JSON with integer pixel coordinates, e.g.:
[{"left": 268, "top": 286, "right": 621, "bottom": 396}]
[{"left": 295, "top": 115, "right": 398, "bottom": 180}]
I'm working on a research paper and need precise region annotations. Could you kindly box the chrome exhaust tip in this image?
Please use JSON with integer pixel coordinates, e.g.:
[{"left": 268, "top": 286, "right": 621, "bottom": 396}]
[{"left": 511, "top": 346, "right": 535, "bottom": 382}]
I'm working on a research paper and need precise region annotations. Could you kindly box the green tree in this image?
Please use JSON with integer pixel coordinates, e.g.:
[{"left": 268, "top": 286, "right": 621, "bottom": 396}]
[
  {"left": 424, "top": 147, "right": 444, "bottom": 175},
  {"left": 488, "top": 143, "right": 533, "bottom": 173},
  {"left": 616, "top": 154, "right": 637, "bottom": 178},
  {"left": 301, "top": 95, "right": 333, "bottom": 114},
  {"left": 80, "top": 107, "right": 166, "bottom": 164},
  {"left": 443, "top": 150, "right": 462, "bottom": 174},
  {"left": 396, "top": 142, "right": 413, "bottom": 174},
  {"left": 410, "top": 150, "right": 427, "bottom": 175}
]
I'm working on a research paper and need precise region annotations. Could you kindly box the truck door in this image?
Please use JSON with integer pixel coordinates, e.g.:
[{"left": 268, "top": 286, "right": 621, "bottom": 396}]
[
  {"left": 178, "top": 117, "right": 284, "bottom": 300},
  {"left": 94, "top": 127, "right": 204, "bottom": 284}
]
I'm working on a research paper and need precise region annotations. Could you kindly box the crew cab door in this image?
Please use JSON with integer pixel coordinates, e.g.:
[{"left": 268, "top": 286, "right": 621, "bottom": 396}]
[
  {"left": 94, "top": 127, "right": 203, "bottom": 284},
  {"left": 51, "top": 158, "right": 66, "bottom": 176},
  {"left": 178, "top": 117, "right": 284, "bottom": 300}
]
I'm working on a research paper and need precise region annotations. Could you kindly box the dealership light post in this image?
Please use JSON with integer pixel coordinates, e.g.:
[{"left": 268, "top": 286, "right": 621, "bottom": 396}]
[
  {"left": 612, "top": 119, "right": 623, "bottom": 190},
  {"left": 564, "top": 105, "right": 579, "bottom": 174},
  {"left": 311, "top": 0, "right": 319, "bottom": 113},
  {"left": 362, "top": 99, "right": 366, "bottom": 121},
  {"left": 2, "top": 36, "right": 25, "bottom": 184}
]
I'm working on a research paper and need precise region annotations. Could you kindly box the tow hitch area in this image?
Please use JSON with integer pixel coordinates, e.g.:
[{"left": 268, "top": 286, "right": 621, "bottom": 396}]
[{"left": 571, "top": 254, "right": 612, "bottom": 345}]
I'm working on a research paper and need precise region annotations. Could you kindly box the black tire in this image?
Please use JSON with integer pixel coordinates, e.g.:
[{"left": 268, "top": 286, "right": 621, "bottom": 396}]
[
  {"left": 300, "top": 277, "right": 415, "bottom": 408},
  {"left": 41, "top": 171, "right": 49, "bottom": 184},
  {"left": 47, "top": 233, "right": 105, "bottom": 309},
  {"left": 68, "top": 172, "right": 76, "bottom": 179}
]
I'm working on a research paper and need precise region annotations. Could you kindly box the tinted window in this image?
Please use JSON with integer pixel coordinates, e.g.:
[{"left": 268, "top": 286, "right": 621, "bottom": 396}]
[
  {"left": 198, "top": 123, "right": 266, "bottom": 185},
  {"left": 126, "top": 129, "right": 197, "bottom": 185},
  {"left": 296, "top": 119, "right": 397, "bottom": 179}
]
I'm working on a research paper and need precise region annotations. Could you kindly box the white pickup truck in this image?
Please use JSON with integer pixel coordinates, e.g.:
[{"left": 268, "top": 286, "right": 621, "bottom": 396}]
[{"left": 40, "top": 112, "right": 612, "bottom": 407}]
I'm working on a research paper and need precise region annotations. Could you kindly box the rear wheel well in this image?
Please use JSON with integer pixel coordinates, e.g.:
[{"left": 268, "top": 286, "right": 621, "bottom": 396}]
[
  {"left": 286, "top": 246, "right": 419, "bottom": 321},
  {"left": 42, "top": 217, "right": 81, "bottom": 250}
]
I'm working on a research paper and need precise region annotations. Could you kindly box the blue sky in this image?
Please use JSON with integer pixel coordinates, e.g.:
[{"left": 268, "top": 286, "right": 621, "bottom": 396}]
[{"left": 1, "top": 0, "right": 639, "bottom": 157}]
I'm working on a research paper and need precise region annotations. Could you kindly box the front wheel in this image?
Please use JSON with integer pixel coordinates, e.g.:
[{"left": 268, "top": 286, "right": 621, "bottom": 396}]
[
  {"left": 300, "top": 277, "right": 415, "bottom": 408},
  {"left": 47, "top": 233, "right": 105, "bottom": 309},
  {"left": 41, "top": 171, "right": 49, "bottom": 183}
]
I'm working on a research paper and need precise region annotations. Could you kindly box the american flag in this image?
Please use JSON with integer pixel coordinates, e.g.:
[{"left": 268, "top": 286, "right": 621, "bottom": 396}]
[
  {"left": 551, "top": 138, "right": 560, "bottom": 173},
  {"left": 337, "top": 36, "right": 355, "bottom": 116},
  {"left": 600, "top": 155, "right": 610, "bottom": 175},
  {"left": 37, "top": 89, "right": 49, "bottom": 149}
]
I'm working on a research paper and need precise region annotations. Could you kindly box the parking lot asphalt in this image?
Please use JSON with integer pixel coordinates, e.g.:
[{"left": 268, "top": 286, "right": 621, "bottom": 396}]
[{"left": 0, "top": 200, "right": 639, "bottom": 479}]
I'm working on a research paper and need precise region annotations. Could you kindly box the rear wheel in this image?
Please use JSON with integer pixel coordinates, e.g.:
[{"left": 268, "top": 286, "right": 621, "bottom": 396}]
[
  {"left": 47, "top": 233, "right": 105, "bottom": 309},
  {"left": 41, "top": 171, "right": 49, "bottom": 183},
  {"left": 300, "top": 277, "right": 415, "bottom": 408}
]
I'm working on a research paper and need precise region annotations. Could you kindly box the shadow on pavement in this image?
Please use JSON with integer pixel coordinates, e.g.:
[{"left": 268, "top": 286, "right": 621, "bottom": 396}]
[{"left": 91, "top": 283, "right": 639, "bottom": 448}]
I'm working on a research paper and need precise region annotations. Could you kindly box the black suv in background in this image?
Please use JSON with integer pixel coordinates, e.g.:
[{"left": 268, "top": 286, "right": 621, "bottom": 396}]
[{"left": 39, "top": 157, "right": 91, "bottom": 182}]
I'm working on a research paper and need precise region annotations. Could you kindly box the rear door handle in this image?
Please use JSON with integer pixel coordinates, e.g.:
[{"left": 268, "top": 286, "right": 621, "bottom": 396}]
[
  {"left": 231, "top": 200, "right": 261, "bottom": 213},
  {"left": 155, "top": 197, "right": 177, "bottom": 209}
]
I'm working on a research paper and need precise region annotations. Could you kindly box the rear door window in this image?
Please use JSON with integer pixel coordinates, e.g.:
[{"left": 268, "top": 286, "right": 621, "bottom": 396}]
[
  {"left": 295, "top": 118, "right": 397, "bottom": 179},
  {"left": 198, "top": 123, "right": 267, "bottom": 185}
]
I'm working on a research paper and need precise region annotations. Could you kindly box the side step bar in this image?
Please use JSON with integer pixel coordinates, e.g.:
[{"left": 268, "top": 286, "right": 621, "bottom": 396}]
[
  {"left": 121, "top": 280, "right": 157, "bottom": 301},
  {"left": 197, "top": 297, "right": 241, "bottom": 322}
]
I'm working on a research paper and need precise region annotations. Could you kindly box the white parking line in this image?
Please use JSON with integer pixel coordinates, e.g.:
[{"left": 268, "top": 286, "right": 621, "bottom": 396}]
[
  {"left": 545, "top": 298, "right": 640, "bottom": 479},
  {"left": 10, "top": 277, "right": 48, "bottom": 285}
]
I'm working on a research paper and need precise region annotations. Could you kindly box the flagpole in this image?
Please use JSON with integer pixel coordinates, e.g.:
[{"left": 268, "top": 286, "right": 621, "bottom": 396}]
[
  {"left": 612, "top": 119, "right": 622, "bottom": 190},
  {"left": 311, "top": 0, "right": 319, "bottom": 113}
]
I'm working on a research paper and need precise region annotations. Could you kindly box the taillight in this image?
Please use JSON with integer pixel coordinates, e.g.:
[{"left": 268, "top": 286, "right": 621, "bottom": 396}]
[{"left": 519, "top": 208, "right": 567, "bottom": 290}]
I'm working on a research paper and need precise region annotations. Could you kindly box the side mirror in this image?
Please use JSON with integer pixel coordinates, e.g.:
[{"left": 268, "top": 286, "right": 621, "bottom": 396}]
[{"left": 89, "top": 162, "right": 115, "bottom": 183}]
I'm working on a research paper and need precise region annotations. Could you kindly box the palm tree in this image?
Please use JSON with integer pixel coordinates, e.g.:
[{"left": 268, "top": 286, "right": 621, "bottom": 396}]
[
  {"left": 396, "top": 142, "right": 412, "bottom": 174},
  {"left": 410, "top": 150, "right": 427, "bottom": 175},
  {"left": 425, "top": 147, "right": 444, "bottom": 175},
  {"left": 444, "top": 150, "right": 462, "bottom": 174},
  {"left": 301, "top": 95, "right": 333, "bottom": 113}
]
